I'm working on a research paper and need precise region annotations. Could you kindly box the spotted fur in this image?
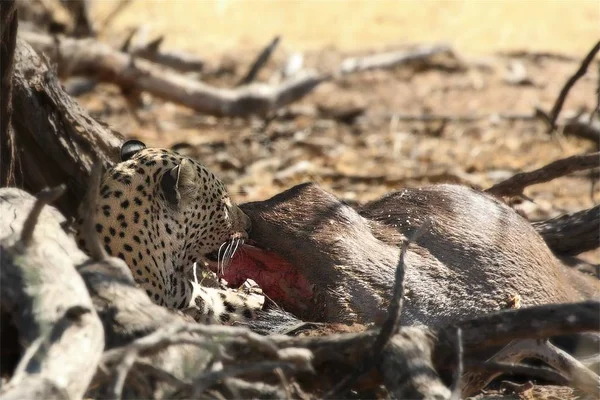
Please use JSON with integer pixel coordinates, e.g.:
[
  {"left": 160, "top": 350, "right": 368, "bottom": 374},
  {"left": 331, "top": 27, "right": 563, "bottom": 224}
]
[{"left": 76, "top": 142, "right": 260, "bottom": 324}]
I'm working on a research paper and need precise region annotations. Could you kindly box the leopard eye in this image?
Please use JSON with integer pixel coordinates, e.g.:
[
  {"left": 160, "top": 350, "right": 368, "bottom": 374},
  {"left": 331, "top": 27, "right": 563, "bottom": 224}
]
[{"left": 120, "top": 139, "right": 146, "bottom": 161}]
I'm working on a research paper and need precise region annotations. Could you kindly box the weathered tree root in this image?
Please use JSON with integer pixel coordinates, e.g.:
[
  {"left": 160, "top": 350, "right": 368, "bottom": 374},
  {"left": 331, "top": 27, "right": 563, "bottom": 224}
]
[{"left": 0, "top": 186, "right": 104, "bottom": 400}]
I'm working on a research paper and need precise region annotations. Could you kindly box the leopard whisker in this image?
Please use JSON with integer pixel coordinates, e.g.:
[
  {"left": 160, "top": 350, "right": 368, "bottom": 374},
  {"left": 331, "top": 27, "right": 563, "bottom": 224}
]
[
  {"left": 222, "top": 241, "right": 234, "bottom": 275},
  {"left": 217, "top": 241, "right": 227, "bottom": 275},
  {"left": 229, "top": 238, "right": 242, "bottom": 264}
]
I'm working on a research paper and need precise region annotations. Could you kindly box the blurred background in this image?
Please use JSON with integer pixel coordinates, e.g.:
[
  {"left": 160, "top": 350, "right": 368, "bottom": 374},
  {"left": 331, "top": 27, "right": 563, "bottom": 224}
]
[
  {"left": 92, "top": 0, "right": 599, "bottom": 56},
  {"left": 18, "top": 1, "right": 599, "bottom": 246}
]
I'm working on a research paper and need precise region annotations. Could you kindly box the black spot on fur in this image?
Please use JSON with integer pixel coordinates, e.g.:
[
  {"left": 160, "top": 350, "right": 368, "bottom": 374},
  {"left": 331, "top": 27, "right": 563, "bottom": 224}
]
[
  {"left": 219, "top": 313, "right": 230, "bottom": 323},
  {"left": 224, "top": 301, "right": 236, "bottom": 313},
  {"left": 195, "top": 296, "right": 205, "bottom": 310}
]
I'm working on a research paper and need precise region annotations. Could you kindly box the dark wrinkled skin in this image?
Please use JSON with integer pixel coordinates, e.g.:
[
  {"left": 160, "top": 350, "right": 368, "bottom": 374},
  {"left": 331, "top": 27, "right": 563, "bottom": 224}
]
[{"left": 237, "top": 183, "right": 598, "bottom": 326}]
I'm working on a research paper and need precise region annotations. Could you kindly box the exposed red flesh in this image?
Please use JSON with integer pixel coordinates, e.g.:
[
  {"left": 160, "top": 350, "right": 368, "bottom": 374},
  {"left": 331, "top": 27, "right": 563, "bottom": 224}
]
[{"left": 209, "top": 244, "right": 313, "bottom": 308}]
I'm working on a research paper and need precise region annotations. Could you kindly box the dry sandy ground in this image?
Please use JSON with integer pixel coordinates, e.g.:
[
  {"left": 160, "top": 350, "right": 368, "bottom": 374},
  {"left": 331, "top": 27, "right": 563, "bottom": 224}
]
[{"left": 92, "top": 0, "right": 600, "bottom": 56}]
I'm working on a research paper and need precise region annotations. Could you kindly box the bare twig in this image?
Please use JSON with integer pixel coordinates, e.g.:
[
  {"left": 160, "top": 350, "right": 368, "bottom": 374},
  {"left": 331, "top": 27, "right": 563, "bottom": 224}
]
[
  {"left": 119, "top": 27, "right": 138, "bottom": 52},
  {"left": 381, "top": 112, "right": 541, "bottom": 124},
  {"left": 563, "top": 117, "right": 600, "bottom": 144},
  {"left": 339, "top": 44, "right": 458, "bottom": 75},
  {"left": 237, "top": 36, "right": 281, "bottom": 86},
  {"left": 101, "top": 322, "right": 310, "bottom": 399},
  {"left": 486, "top": 151, "right": 600, "bottom": 197},
  {"left": 591, "top": 63, "right": 600, "bottom": 124},
  {"left": 547, "top": 40, "right": 600, "bottom": 132},
  {"left": 20, "top": 184, "right": 66, "bottom": 247},
  {"left": 450, "top": 328, "right": 463, "bottom": 400},
  {"left": 326, "top": 220, "right": 431, "bottom": 398},
  {"left": 128, "top": 35, "right": 205, "bottom": 73},
  {"left": 190, "top": 361, "right": 303, "bottom": 397}
]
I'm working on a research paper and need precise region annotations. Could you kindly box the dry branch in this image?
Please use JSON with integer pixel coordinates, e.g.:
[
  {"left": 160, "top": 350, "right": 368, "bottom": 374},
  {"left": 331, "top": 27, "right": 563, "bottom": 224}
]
[
  {"left": 486, "top": 151, "right": 600, "bottom": 197},
  {"left": 123, "top": 32, "right": 205, "bottom": 73},
  {"left": 339, "top": 44, "right": 459, "bottom": 74},
  {"left": 562, "top": 116, "right": 600, "bottom": 144},
  {"left": 10, "top": 37, "right": 122, "bottom": 215},
  {"left": 21, "top": 30, "right": 327, "bottom": 118},
  {"left": 547, "top": 41, "right": 600, "bottom": 132},
  {"left": 237, "top": 35, "right": 280, "bottom": 86},
  {"left": 533, "top": 205, "right": 600, "bottom": 256}
]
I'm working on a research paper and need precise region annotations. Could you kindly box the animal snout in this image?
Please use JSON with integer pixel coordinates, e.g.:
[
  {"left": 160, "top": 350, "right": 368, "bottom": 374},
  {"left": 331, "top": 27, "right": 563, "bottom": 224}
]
[{"left": 234, "top": 205, "right": 252, "bottom": 233}]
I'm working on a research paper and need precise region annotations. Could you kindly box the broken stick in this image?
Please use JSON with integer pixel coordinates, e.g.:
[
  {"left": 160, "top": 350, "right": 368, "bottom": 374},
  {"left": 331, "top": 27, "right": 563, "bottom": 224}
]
[
  {"left": 486, "top": 151, "right": 600, "bottom": 197},
  {"left": 547, "top": 40, "right": 600, "bottom": 132}
]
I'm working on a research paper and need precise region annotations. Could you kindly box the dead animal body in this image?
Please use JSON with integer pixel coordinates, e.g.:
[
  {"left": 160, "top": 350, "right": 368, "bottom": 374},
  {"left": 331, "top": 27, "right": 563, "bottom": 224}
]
[
  {"left": 223, "top": 182, "right": 600, "bottom": 394},
  {"left": 225, "top": 183, "right": 598, "bottom": 326}
]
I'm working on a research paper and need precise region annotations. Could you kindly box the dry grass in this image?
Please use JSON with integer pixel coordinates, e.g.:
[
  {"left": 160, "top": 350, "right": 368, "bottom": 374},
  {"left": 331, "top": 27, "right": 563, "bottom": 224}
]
[{"left": 92, "top": 0, "right": 600, "bottom": 57}]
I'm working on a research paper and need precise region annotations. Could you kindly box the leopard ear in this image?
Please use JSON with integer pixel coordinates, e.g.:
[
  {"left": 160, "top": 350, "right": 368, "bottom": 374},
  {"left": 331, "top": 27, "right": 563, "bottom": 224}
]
[
  {"left": 120, "top": 139, "right": 146, "bottom": 162},
  {"left": 160, "top": 159, "right": 197, "bottom": 206}
]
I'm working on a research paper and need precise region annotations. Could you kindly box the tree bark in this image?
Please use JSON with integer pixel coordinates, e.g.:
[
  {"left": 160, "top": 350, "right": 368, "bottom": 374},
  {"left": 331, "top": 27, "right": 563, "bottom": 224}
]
[
  {"left": 10, "top": 38, "right": 123, "bottom": 216},
  {"left": 0, "top": 0, "right": 18, "bottom": 187}
]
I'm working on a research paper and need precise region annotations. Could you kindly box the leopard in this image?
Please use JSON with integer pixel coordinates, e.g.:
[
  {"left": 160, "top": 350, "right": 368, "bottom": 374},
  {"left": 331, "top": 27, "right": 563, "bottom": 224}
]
[{"left": 76, "top": 140, "right": 262, "bottom": 324}]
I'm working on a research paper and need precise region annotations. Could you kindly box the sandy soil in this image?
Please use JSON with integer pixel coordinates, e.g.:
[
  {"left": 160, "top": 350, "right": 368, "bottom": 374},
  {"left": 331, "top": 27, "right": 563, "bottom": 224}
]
[{"left": 92, "top": 0, "right": 600, "bottom": 56}]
